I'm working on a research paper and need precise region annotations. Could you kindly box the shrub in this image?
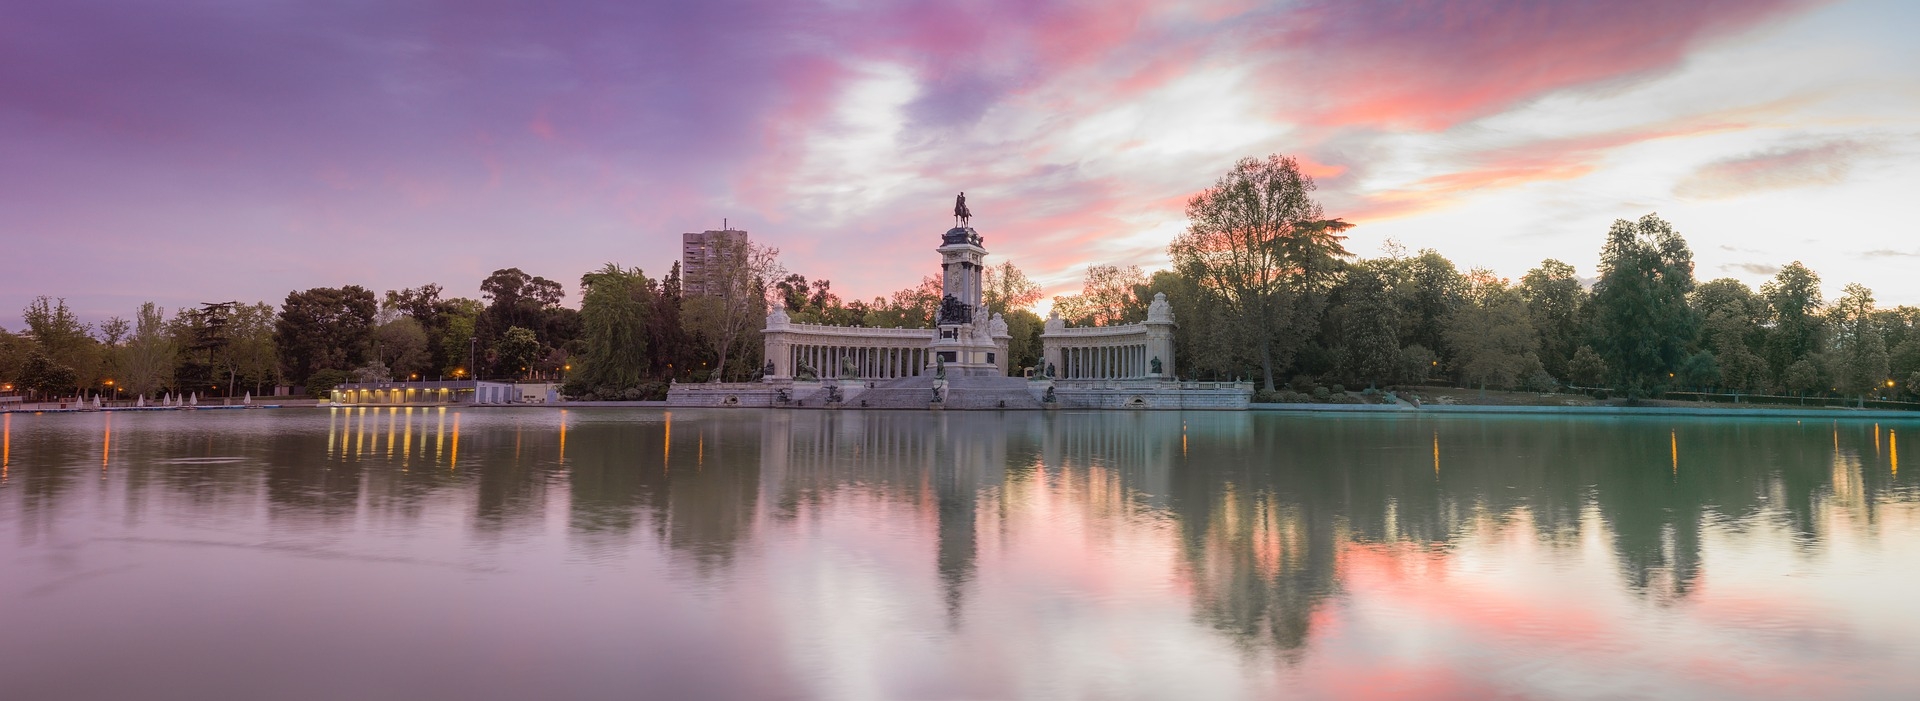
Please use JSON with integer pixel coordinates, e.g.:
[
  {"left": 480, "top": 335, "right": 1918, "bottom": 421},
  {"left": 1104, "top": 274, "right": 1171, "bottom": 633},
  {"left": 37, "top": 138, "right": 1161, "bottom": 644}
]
[
  {"left": 1331, "top": 384, "right": 1346, "bottom": 394},
  {"left": 1311, "top": 386, "right": 1331, "bottom": 401},
  {"left": 306, "top": 368, "right": 350, "bottom": 399},
  {"left": 1290, "top": 375, "right": 1316, "bottom": 392}
]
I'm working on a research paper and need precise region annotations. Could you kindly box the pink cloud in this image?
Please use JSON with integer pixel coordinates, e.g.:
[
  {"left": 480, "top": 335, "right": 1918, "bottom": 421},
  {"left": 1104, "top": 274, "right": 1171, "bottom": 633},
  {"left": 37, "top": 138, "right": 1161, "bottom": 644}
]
[
  {"left": 1267, "top": 0, "right": 1821, "bottom": 130},
  {"left": 1674, "top": 139, "right": 1873, "bottom": 200}
]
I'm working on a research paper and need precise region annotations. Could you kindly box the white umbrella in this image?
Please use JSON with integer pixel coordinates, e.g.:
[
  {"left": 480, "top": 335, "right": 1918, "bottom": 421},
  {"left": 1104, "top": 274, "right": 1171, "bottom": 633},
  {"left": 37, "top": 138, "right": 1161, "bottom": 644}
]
[
  {"left": 189, "top": 392, "right": 198, "bottom": 406},
  {"left": 243, "top": 391, "right": 252, "bottom": 405},
  {"left": 137, "top": 395, "right": 146, "bottom": 408}
]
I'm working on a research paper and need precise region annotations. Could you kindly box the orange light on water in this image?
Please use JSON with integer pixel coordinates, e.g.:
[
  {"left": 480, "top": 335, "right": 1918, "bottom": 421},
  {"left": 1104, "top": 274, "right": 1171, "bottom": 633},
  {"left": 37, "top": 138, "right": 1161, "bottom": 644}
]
[{"left": 450, "top": 412, "right": 460, "bottom": 469}]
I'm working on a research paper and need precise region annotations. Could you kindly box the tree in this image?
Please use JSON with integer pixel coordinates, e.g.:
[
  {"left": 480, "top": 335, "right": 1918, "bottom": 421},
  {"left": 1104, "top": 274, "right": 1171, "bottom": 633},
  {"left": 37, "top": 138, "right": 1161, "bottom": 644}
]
[
  {"left": 1051, "top": 264, "right": 1147, "bottom": 326},
  {"left": 1677, "top": 351, "right": 1721, "bottom": 390},
  {"left": 1827, "top": 283, "right": 1889, "bottom": 403},
  {"left": 275, "top": 286, "right": 378, "bottom": 385},
  {"left": 21, "top": 296, "right": 99, "bottom": 394},
  {"left": 1445, "top": 282, "right": 1538, "bottom": 391},
  {"left": 865, "top": 276, "right": 943, "bottom": 329},
  {"left": 0, "top": 327, "right": 30, "bottom": 390},
  {"left": 306, "top": 368, "right": 349, "bottom": 399},
  {"left": 227, "top": 302, "right": 280, "bottom": 394},
  {"left": 1568, "top": 346, "right": 1608, "bottom": 388},
  {"left": 1589, "top": 214, "right": 1697, "bottom": 394},
  {"left": 120, "top": 302, "right": 178, "bottom": 398},
  {"left": 493, "top": 326, "right": 542, "bottom": 379},
  {"left": 1397, "top": 250, "right": 1468, "bottom": 368},
  {"left": 480, "top": 268, "right": 565, "bottom": 334},
  {"left": 982, "top": 261, "right": 1044, "bottom": 316},
  {"left": 1891, "top": 338, "right": 1920, "bottom": 389},
  {"left": 1169, "top": 154, "right": 1352, "bottom": 391},
  {"left": 1783, "top": 357, "right": 1825, "bottom": 396},
  {"left": 351, "top": 358, "right": 392, "bottom": 383},
  {"left": 372, "top": 317, "right": 432, "bottom": 381},
  {"left": 1691, "top": 278, "right": 1767, "bottom": 392},
  {"left": 682, "top": 236, "right": 783, "bottom": 382},
  {"left": 1518, "top": 259, "right": 1586, "bottom": 381},
  {"left": 1335, "top": 262, "right": 1401, "bottom": 387},
  {"left": 649, "top": 262, "right": 694, "bottom": 377},
  {"left": 438, "top": 298, "right": 483, "bottom": 377},
  {"left": 19, "top": 352, "right": 78, "bottom": 399},
  {"left": 575, "top": 263, "right": 655, "bottom": 392},
  {"left": 1761, "top": 262, "right": 1823, "bottom": 388}
]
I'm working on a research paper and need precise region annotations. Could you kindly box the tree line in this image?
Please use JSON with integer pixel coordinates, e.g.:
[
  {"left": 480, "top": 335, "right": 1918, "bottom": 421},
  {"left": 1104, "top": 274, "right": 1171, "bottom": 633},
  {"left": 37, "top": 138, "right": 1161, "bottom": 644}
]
[
  {"left": 4, "top": 154, "right": 1917, "bottom": 404},
  {"left": 1085, "top": 155, "right": 1919, "bottom": 404}
]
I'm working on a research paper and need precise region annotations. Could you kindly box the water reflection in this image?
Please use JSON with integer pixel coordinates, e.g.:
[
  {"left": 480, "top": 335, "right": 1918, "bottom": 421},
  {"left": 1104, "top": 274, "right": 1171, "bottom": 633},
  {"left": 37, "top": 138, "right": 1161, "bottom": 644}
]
[{"left": 1, "top": 408, "right": 1918, "bottom": 699}]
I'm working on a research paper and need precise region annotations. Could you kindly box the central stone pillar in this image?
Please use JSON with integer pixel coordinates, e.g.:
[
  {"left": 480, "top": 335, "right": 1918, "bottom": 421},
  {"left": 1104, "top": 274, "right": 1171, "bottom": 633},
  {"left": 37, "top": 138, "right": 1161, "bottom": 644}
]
[{"left": 932, "top": 224, "right": 1002, "bottom": 377}]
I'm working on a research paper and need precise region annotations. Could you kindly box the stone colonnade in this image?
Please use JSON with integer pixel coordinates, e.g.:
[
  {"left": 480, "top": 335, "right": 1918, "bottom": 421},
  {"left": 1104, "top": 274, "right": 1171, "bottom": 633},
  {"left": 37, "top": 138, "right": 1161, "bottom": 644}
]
[
  {"left": 762, "top": 309, "right": 941, "bottom": 381},
  {"left": 1055, "top": 343, "right": 1155, "bottom": 379},
  {"left": 786, "top": 343, "right": 933, "bottom": 380},
  {"left": 1040, "top": 292, "right": 1178, "bottom": 381}
]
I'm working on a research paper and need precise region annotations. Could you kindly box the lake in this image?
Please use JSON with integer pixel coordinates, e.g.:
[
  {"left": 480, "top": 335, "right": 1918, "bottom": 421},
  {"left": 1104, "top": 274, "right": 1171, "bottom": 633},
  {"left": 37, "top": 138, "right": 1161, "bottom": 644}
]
[{"left": 2, "top": 407, "right": 1917, "bottom": 700}]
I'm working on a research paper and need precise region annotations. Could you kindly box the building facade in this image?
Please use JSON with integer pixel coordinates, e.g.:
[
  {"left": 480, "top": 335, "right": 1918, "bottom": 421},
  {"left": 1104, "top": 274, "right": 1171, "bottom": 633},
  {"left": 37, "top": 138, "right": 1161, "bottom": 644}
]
[{"left": 681, "top": 228, "right": 749, "bottom": 297}]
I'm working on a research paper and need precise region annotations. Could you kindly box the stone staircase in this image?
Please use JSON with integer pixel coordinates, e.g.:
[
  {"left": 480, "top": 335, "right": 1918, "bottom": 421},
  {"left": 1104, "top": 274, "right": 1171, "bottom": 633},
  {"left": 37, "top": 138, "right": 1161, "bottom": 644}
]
[
  {"left": 945, "top": 376, "right": 1044, "bottom": 410},
  {"left": 782, "top": 374, "right": 1045, "bottom": 410}
]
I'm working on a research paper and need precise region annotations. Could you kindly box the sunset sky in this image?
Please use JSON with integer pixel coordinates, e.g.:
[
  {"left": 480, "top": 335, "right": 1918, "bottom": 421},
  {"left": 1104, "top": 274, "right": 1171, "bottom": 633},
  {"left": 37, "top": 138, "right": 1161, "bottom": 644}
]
[{"left": 4, "top": 0, "right": 1917, "bottom": 322}]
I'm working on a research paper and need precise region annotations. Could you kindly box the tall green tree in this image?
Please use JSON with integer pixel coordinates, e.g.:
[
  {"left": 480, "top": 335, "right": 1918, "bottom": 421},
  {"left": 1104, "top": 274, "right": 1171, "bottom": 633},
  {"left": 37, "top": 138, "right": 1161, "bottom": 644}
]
[
  {"left": 1690, "top": 278, "right": 1767, "bottom": 391},
  {"left": 275, "top": 286, "right": 378, "bottom": 385},
  {"left": 1169, "top": 154, "right": 1351, "bottom": 391},
  {"left": 1589, "top": 214, "right": 1697, "bottom": 394},
  {"left": 21, "top": 296, "right": 100, "bottom": 394},
  {"left": 1827, "top": 283, "right": 1889, "bottom": 403},
  {"left": 1761, "top": 262, "right": 1824, "bottom": 388},
  {"left": 1334, "top": 262, "right": 1402, "bottom": 387},
  {"left": 493, "top": 327, "right": 542, "bottom": 379},
  {"left": 1446, "top": 275, "right": 1540, "bottom": 391},
  {"left": 120, "top": 302, "right": 178, "bottom": 398},
  {"left": 1517, "top": 259, "right": 1586, "bottom": 381},
  {"left": 372, "top": 317, "right": 432, "bottom": 380},
  {"left": 227, "top": 302, "right": 280, "bottom": 394},
  {"left": 18, "top": 352, "right": 78, "bottom": 399},
  {"left": 1396, "top": 250, "right": 1468, "bottom": 369},
  {"left": 576, "top": 263, "right": 655, "bottom": 391}
]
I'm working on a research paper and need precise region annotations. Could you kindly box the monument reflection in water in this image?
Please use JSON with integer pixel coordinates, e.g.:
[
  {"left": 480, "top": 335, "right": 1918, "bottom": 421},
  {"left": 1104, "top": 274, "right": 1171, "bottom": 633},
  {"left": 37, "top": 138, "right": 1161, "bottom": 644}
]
[{"left": 2, "top": 408, "right": 1918, "bottom": 699}]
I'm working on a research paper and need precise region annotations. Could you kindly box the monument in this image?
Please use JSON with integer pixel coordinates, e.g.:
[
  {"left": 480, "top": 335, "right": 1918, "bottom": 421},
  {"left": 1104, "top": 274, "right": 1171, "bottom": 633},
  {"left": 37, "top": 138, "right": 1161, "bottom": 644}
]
[{"left": 664, "top": 194, "right": 1251, "bottom": 409}]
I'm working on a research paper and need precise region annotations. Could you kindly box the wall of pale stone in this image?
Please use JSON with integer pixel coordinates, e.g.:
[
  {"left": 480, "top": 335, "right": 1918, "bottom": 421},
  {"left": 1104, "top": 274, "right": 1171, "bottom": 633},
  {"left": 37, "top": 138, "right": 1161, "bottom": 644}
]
[
  {"left": 1052, "top": 382, "right": 1252, "bottom": 410},
  {"left": 663, "top": 383, "right": 786, "bottom": 407}
]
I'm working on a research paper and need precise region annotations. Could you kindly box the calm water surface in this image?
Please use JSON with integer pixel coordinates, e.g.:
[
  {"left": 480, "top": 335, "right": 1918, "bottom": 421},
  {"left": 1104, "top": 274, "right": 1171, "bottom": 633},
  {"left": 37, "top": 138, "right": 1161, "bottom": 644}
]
[{"left": 2, "top": 408, "right": 1918, "bottom": 700}]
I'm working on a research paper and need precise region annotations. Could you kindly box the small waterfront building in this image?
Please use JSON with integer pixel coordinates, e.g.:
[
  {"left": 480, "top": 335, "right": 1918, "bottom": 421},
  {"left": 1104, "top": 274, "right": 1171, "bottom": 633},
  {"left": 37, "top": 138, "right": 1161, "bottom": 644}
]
[{"left": 330, "top": 380, "right": 520, "bottom": 406}]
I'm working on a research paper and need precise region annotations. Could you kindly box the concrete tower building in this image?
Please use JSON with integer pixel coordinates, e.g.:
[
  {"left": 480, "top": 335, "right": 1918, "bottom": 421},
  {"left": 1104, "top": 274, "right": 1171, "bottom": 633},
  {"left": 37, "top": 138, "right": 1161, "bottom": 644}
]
[{"left": 681, "top": 228, "right": 748, "bottom": 297}]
